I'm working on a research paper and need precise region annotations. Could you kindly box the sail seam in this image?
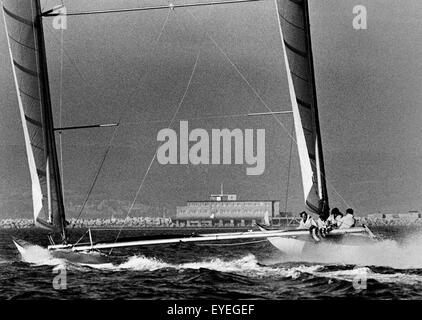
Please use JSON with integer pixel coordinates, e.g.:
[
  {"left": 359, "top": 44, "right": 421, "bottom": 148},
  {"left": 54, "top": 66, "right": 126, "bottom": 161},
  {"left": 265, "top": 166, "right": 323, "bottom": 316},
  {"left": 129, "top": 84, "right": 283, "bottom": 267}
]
[
  {"left": 284, "top": 40, "right": 307, "bottom": 57},
  {"left": 25, "top": 115, "right": 42, "bottom": 127},
  {"left": 7, "top": 33, "right": 36, "bottom": 50},
  {"left": 279, "top": 14, "right": 304, "bottom": 30},
  {"left": 296, "top": 98, "right": 311, "bottom": 109},
  {"left": 3, "top": 6, "right": 34, "bottom": 26},
  {"left": 19, "top": 88, "right": 40, "bottom": 101},
  {"left": 290, "top": 70, "right": 308, "bottom": 82},
  {"left": 36, "top": 169, "right": 46, "bottom": 176},
  {"left": 30, "top": 142, "right": 44, "bottom": 151},
  {"left": 13, "top": 60, "right": 38, "bottom": 77},
  {"left": 288, "top": 0, "right": 304, "bottom": 6}
]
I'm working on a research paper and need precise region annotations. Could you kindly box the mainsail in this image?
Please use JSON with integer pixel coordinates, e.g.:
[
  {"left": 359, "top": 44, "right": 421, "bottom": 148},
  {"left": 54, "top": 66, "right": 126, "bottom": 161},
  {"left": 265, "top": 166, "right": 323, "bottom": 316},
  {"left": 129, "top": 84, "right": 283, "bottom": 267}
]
[
  {"left": 275, "top": 0, "right": 329, "bottom": 218},
  {"left": 2, "top": 0, "right": 67, "bottom": 240}
]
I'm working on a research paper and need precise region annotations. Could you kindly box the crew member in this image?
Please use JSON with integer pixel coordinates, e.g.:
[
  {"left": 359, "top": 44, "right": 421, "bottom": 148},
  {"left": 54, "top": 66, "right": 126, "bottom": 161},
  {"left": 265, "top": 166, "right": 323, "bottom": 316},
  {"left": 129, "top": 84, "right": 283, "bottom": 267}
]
[
  {"left": 338, "top": 208, "right": 356, "bottom": 229},
  {"left": 327, "top": 208, "right": 342, "bottom": 229},
  {"left": 316, "top": 215, "right": 328, "bottom": 237},
  {"left": 297, "top": 211, "right": 317, "bottom": 229},
  {"left": 335, "top": 212, "right": 343, "bottom": 227}
]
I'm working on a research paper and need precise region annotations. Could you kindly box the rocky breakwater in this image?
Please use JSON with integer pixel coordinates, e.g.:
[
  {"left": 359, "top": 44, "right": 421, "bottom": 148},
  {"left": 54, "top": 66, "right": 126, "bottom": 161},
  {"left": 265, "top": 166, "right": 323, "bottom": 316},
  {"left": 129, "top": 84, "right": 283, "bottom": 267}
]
[
  {"left": 68, "top": 217, "right": 173, "bottom": 228},
  {"left": 359, "top": 217, "right": 422, "bottom": 227},
  {"left": 0, "top": 217, "right": 173, "bottom": 229},
  {"left": 0, "top": 218, "right": 34, "bottom": 229}
]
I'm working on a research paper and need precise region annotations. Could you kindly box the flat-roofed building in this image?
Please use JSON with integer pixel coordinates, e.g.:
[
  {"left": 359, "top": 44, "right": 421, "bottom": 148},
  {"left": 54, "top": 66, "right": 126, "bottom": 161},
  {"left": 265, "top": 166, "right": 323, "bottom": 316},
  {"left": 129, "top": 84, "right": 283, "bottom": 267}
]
[{"left": 175, "top": 190, "right": 280, "bottom": 227}]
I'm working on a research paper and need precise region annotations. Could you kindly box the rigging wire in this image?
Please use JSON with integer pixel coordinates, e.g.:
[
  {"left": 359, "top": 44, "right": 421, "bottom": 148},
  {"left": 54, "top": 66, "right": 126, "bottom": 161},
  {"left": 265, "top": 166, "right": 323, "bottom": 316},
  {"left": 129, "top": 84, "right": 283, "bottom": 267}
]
[
  {"left": 109, "top": 49, "right": 202, "bottom": 255},
  {"left": 327, "top": 180, "right": 352, "bottom": 209},
  {"left": 188, "top": 6, "right": 352, "bottom": 211},
  {"left": 44, "top": 24, "right": 117, "bottom": 123},
  {"left": 283, "top": 122, "right": 294, "bottom": 225},
  {"left": 49, "top": 0, "right": 353, "bottom": 229},
  {"left": 42, "top": 0, "right": 264, "bottom": 17},
  {"left": 72, "top": 129, "right": 118, "bottom": 226},
  {"left": 186, "top": 10, "right": 296, "bottom": 145},
  {"left": 112, "top": 111, "right": 292, "bottom": 126},
  {"left": 71, "top": 9, "right": 173, "bottom": 226},
  {"left": 58, "top": 0, "right": 65, "bottom": 210}
]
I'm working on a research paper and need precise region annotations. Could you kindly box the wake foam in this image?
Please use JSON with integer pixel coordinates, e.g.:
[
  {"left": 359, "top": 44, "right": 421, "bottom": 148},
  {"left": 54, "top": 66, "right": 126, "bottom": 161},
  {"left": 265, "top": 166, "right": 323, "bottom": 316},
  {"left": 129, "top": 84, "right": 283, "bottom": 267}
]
[
  {"left": 301, "top": 265, "right": 422, "bottom": 287},
  {"left": 16, "top": 243, "right": 66, "bottom": 267},
  {"left": 113, "top": 253, "right": 323, "bottom": 279},
  {"left": 277, "top": 232, "right": 422, "bottom": 269},
  {"left": 119, "top": 255, "right": 172, "bottom": 271},
  {"left": 336, "top": 236, "right": 422, "bottom": 269}
]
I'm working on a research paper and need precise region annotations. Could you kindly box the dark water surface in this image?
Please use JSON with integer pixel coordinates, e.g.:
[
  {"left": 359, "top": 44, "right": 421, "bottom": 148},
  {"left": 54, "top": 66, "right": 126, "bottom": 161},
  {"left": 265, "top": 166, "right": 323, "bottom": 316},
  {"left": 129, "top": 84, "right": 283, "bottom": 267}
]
[{"left": 1, "top": 227, "right": 422, "bottom": 299}]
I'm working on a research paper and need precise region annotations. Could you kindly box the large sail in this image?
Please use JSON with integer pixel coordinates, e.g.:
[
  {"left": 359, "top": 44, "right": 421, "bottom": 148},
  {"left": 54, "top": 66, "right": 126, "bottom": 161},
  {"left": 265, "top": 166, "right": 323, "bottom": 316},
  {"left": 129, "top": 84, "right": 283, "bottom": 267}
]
[
  {"left": 275, "top": 0, "right": 329, "bottom": 217},
  {"left": 2, "top": 0, "right": 67, "bottom": 238}
]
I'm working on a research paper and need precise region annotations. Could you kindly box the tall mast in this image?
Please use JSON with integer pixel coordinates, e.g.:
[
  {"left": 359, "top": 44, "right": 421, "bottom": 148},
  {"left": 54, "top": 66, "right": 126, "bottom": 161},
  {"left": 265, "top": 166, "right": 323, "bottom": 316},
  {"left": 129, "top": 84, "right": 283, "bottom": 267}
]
[
  {"left": 303, "top": 0, "right": 329, "bottom": 218},
  {"left": 34, "top": 0, "right": 67, "bottom": 241}
]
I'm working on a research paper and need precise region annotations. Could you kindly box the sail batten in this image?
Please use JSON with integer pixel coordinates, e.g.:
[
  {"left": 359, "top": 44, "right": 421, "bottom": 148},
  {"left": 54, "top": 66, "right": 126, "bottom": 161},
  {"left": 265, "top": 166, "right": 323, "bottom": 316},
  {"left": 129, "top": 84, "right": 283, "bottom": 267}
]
[
  {"left": 275, "top": 0, "right": 329, "bottom": 217},
  {"left": 2, "top": 0, "right": 67, "bottom": 238}
]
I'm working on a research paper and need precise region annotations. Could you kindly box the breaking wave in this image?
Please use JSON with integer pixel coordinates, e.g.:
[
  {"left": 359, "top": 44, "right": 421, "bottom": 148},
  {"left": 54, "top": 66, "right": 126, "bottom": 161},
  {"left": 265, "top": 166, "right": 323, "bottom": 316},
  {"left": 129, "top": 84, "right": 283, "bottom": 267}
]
[
  {"left": 16, "top": 243, "right": 66, "bottom": 266},
  {"left": 107, "top": 253, "right": 422, "bottom": 287},
  {"left": 113, "top": 254, "right": 325, "bottom": 278},
  {"left": 316, "top": 266, "right": 422, "bottom": 286},
  {"left": 279, "top": 233, "right": 422, "bottom": 269},
  {"left": 118, "top": 255, "right": 171, "bottom": 271}
]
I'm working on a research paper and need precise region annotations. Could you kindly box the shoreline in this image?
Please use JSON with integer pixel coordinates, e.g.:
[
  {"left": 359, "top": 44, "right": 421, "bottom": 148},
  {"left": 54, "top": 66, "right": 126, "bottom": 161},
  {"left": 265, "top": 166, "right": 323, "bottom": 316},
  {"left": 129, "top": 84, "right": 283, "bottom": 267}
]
[{"left": 1, "top": 217, "right": 422, "bottom": 229}]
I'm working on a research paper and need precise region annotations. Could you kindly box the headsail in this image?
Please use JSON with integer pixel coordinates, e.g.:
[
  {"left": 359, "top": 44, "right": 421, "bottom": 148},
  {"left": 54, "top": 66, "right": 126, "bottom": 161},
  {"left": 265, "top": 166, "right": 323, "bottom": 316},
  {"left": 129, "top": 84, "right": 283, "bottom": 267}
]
[
  {"left": 275, "top": 0, "right": 329, "bottom": 218},
  {"left": 2, "top": 0, "right": 67, "bottom": 239}
]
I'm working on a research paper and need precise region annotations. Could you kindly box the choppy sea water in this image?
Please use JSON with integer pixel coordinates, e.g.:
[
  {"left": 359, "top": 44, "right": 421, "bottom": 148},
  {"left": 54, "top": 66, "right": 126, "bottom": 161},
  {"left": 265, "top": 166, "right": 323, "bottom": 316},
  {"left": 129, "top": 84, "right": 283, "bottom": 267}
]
[{"left": 1, "top": 227, "right": 422, "bottom": 299}]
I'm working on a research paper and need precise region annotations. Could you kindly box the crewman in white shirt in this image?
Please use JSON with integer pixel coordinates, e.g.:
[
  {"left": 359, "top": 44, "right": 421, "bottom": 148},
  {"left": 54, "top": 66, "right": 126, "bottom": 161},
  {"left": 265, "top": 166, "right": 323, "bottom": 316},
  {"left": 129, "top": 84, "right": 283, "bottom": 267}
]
[
  {"left": 297, "top": 211, "right": 317, "bottom": 229},
  {"left": 338, "top": 208, "right": 356, "bottom": 229}
]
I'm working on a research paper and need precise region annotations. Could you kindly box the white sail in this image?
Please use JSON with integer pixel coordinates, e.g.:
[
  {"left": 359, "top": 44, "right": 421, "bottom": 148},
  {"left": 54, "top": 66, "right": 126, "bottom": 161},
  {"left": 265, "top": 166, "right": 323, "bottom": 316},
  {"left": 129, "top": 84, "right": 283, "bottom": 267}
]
[
  {"left": 279, "top": 24, "right": 314, "bottom": 207},
  {"left": 2, "top": 0, "right": 67, "bottom": 236},
  {"left": 275, "top": 0, "right": 328, "bottom": 215},
  {"left": 2, "top": 2, "right": 43, "bottom": 223}
]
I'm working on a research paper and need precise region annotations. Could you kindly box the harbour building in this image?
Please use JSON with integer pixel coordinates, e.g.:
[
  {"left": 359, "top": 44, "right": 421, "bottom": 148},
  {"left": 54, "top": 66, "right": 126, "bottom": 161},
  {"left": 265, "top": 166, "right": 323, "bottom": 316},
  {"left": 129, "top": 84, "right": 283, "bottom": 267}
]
[{"left": 175, "top": 188, "right": 281, "bottom": 227}]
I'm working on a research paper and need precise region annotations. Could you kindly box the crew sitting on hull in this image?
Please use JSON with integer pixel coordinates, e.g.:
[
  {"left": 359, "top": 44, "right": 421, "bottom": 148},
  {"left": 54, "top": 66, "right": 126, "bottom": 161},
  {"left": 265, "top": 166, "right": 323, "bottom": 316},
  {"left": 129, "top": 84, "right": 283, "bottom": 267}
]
[
  {"left": 327, "top": 208, "right": 339, "bottom": 226},
  {"left": 327, "top": 208, "right": 343, "bottom": 229},
  {"left": 297, "top": 211, "right": 317, "bottom": 229},
  {"left": 316, "top": 215, "right": 329, "bottom": 237},
  {"left": 335, "top": 212, "right": 344, "bottom": 227},
  {"left": 298, "top": 211, "right": 329, "bottom": 242},
  {"left": 338, "top": 208, "right": 356, "bottom": 229}
]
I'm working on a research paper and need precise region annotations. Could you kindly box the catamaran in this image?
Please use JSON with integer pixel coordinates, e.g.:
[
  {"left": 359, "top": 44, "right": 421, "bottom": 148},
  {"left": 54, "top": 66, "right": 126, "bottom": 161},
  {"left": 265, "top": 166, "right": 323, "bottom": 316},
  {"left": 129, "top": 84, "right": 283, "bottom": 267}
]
[{"left": 3, "top": 0, "right": 375, "bottom": 264}]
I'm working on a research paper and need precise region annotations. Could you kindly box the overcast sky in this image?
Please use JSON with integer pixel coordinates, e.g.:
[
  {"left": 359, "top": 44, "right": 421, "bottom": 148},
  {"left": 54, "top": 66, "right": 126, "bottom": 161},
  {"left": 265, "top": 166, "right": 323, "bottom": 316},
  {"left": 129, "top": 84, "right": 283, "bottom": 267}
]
[{"left": 1, "top": 0, "right": 422, "bottom": 218}]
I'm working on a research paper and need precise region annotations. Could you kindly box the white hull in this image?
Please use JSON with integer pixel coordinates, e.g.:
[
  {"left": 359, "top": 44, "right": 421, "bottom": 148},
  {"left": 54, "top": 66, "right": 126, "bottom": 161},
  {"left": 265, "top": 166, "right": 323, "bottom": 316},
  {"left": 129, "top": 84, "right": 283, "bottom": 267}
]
[
  {"left": 266, "top": 230, "right": 375, "bottom": 258},
  {"left": 13, "top": 239, "right": 109, "bottom": 264},
  {"left": 267, "top": 237, "right": 306, "bottom": 256}
]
